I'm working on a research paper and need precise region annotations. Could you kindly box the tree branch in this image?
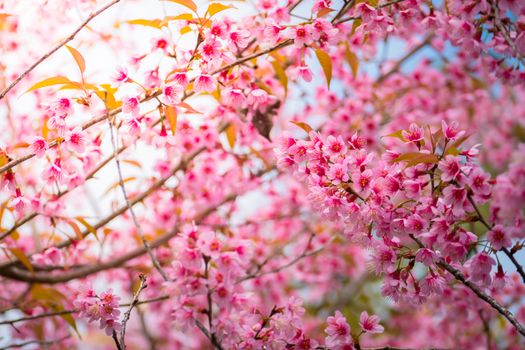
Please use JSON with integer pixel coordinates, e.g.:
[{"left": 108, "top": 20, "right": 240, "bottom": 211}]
[
  {"left": 0, "top": 0, "right": 120, "bottom": 100},
  {"left": 119, "top": 274, "right": 148, "bottom": 349}
]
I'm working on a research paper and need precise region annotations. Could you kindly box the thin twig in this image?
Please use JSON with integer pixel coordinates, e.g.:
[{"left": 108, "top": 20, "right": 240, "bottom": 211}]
[
  {"left": 0, "top": 0, "right": 120, "bottom": 100},
  {"left": 108, "top": 113, "right": 169, "bottom": 281},
  {"left": 0, "top": 335, "right": 70, "bottom": 349},
  {"left": 119, "top": 274, "right": 148, "bottom": 349},
  {"left": 194, "top": 319, "right": 225, "bottom": 350},
  {"left": 0, "top": 295, "right": 169, "bottom": 326}
]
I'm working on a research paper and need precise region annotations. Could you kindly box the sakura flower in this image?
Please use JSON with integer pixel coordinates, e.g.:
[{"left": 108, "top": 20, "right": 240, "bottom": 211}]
[
  {"left": 51, "top": 97, "right": 72, "bottom": 116},
  {"left": 194, "top": 74, "right": 216, "bottom": 93},
  {"left": 200, "top": 39, "right": 221, "bottom": 61},
  {"left": 42, "top": 159, "right": 64, "bottom": 184},
  {"left": 222, "top": 88, "right": 246, "bottom": 106},
  {"left": 442, "top": 185, "right": 468, "bottom": 217},
  {"left": 228, "top": 29, "right": 251, "bottom": 48},
  {"left": 469, "top": 252, "right": 495, "bottom": 286},
  {"left": 10, "top": 189, "right": 30, "bottom": 216},
  {"left": 111, "top": 66, "right": 129, "bottom": 84},
  {"left": 171, "top": 72, "right": 189, "bottom": 88},
  {"left": 415, "top": 248, "right": 438, "bottom": 266},
  {"left": 438, "top": 155, "right": 462, "bottom": 182},
  {"left": 487, "top": 225, "right": 511, "bottom": 250},
  {"left": 162, "top": 84, "right": 183, "bottom": 106},
  {"left": 28, "top": 136, "right": 47, "bottom": 157},
  {"left": 122, "top": 96, "right": 140, "bottom": 116},
  {"left": 402, "top": 123, "right": 424, "bottom": 143},
  {"left": 287, "top": 25, "right": 315, "bottom": 47},
  {"left": 441, "top": 120, "right": 465, "bottom": 141},
  {"left": 64, "top": 127, "right": 86, "bottom": 153},
  {"left": 325, "top": 311, "right": 351, "bottom": 347},
  {"left": 359, "top": 311, "right": 384, "bottom": 334},
  {"left": 323, "top": 135, "right": 347, "bottom": 158}
]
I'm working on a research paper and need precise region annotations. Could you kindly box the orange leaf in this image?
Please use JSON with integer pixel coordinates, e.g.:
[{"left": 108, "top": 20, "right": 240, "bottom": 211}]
[
  {"left": 315, "top": 49, "right": 332, "bottom": 88},
  {"left": 65, "top": 45, "right": 86, "bottom": 75},
  {"left": 225, "top": 124, "right": 236, "bottom": 149},
  {"left": 25, "top": 76, "right": 74, "bottom": 93},
  {"left": 164, "top": 106, "right": 178, "bottom": 135},
  {"left": 163, "top": 0, "right": 197, "bottom": 13},
  {"left": 290, "top": 121, "right": 313, "bottom": 134},
  {"left": 207, "top": 3, "right": 235, "bottom": 17},
  {"left": 9, "top": 247, "right": 33, "bottom": 272}
]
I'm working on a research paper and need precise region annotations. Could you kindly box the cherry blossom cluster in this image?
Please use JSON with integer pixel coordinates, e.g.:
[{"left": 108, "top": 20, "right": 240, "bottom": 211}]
[{"left": 73, "top": 287, "right": 122, "bottom": 336}]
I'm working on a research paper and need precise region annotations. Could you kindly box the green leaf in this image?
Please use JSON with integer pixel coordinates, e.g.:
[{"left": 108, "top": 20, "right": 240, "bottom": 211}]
[
  {"left": 65, "top": 45, "right": 86, "bottom": 75},
  {"left": 9, "top": 247, "right": 33, "bottom": 272},
  {"left": 393, "top": 152, "right": 439, "bottom": 167},
  {"left": 271, "top": 60, "right": 288, "bottom": 96},
  {"left": 382, "top": 130, "right": 406, "bottom": 142},
  {"left": 315, "top": 49, "right": 332, "bottom": 88}
]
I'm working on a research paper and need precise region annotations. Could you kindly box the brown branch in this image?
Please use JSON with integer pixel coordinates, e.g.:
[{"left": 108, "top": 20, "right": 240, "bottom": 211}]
[
  {"left": 502, "top": 247, "right": 525, "bottom": 285},
  {"left": 0, "top": 295, "right": 169, "bottom": 326},
  {"left": 194, "top": 319, "right": 225, "bottom": 350},
  {"left": 0, "top": 191, "right": 239, "bottom": 283},
  {"left": 0, "top": 0, "right": 120, "bottom": 100},
  {"left": 375, "top": 35, "right": 433, "bottom": 84},
  {"left": 410, "top": 235, "right": 525, "bottom": 337}
]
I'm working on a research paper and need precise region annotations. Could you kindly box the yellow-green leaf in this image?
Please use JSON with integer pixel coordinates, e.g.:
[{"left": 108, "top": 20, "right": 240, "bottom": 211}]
[
  {"left": 271, "top": 60, "right": 288, "bottom": 96},
  {"left": 290, "top": 121, "right": 313, "bottom": 134},
  {"left": 207, "top": 3, "right": 234, "bottom": 17},
  {"left": 25, "top": 76, "right": 73, "bottom": 93},
  {"left": 393, "top": 152, "right": 439, "bottom": 167},
  {"left": 345, "top": 44, "right": 359, "bottom": 78},
  {"left": 164, "top": 105, "right": 178, "bottom": 135},
  {"left": 65, "top": 45, "right": 85, "bottom": 75},
  {"left": 9, "top": 247, "right": 33, "bottom": 272},
  {"left": 382, "top": 130, "right": 406, "bottom": 142},
  {"left": 59, "top": 311, "right": 81, "bottom": 338},
  {"left": 225, "top": 124, "right": 236, "bottom": 149},
  {"left": 163, "top": 0, "right": 197, "bottom": 13},
  {"left": 315, "top": 49, "right": 332, "bottom": 88}
]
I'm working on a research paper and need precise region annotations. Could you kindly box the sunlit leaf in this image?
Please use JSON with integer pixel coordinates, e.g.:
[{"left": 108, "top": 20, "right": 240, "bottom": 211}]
[
  {"left": 122, "top": 159, "right": 143, "bottom": 169},
  {"left": 344, "top": 44, "right": 359, "bottom": 78},
  {"left": 163, "top": 0, "right": 197, "bottom": 13},
  {"left": 315, "top": 49, "right": 332, "bottom": 88},
  {"left": 65, "top": 45, "right": 86, "bottom": 75},
  {"left": 64, "top": 219, "right": 83, "bottom": 241},
  {"left": 225, "top": 124, "right": 236, "bottom": 149},
  {"left": 104, "top": 177, "right": 137, "bottom": 195},
  {"left": 290, "top": 121, "right": 313, "bottom": 134},
  {"left": 271, "top": 60, "right": 288, "bottom": 96},
  {"left": 207, "top": 3, "right": 234, "bottom": 17},
  {"left": 164, "top": 105, "right": 178, "bottom": 135},
  {"left": 9, "top": 247, "right": 34, "bottom": 272},
  {"left": 125, "top": 18, "right": 164, "bottom": 29},
  {"left": 75, "top": 217, "right": 98, "bottom": 239},
  {"left": 25, "top": 76, "right": 74, "bottom": 93},
  {"left": 382, "top": 130, "right": 406, "bottom": 142},
  {"left": 177, "top": 102, "right": 202, "bottom": 114}
]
